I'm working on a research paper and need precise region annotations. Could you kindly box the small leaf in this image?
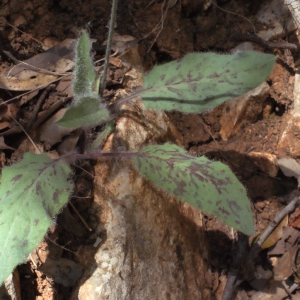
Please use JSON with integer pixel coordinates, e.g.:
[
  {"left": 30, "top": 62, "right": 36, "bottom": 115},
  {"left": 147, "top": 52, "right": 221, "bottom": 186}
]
[
  {"left": 140, "top": 51, "right": 276, "bottom": 113},
  {"left": 88, "top": 121, "right": 114, "bottom": 152},
  {"left": 56, "top": 96, "right": 110, "bottom": 128},
  {"left": 131, "top": 143, "right": 254, "bottom": 235},
  {"left": 0, "top": 153, "right": 73, "bottom": 284},
  {"left": 73, "top": 31, "right": 96, "bottom": 96}
]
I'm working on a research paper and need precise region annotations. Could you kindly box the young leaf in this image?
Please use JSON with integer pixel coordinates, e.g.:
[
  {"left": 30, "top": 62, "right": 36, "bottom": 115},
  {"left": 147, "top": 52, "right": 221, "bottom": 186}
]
[
  {"left": 131, "top": 143, "right": 254, "bottom": 235},
  {"left": 0, "top": 153, "right": 73, "bottom": 285},
  {"left": 73, "top": 31, "right": 96, "bottom": 96},
  {"left": 139, "top": 51, "right": 276, "bottom": 113},
  {"left": 56, "top": 96, "right": 110, "bottom": 128},
  {"left": 88, "top": 120, "right": 114, "bottom": 152}
]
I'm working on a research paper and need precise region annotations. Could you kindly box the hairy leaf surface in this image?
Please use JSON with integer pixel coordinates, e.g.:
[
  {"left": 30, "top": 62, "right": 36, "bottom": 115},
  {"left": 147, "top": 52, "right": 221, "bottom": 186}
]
[
  {"left": 0, "top": 153, "right": 73, "bottom": 284},
  {"left": 131, "top": 143, "right": 253, "bottom": 235},
  {"left": 140, "top": 51, "right": 276, "bottom": 113},
  {"left": 56, "top": 96, "right": 110, "bottom": 128},
  {"left": 89, "top": 121, "right": 114, "bottom": 151},
  {"left": 73, "top": 31, "right": 96, "bottom": 96}
]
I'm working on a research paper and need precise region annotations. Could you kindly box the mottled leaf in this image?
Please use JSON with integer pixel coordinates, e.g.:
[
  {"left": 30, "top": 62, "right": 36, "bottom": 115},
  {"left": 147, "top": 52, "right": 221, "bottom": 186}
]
[
  {"left": 56, "top": 96, "right": 110, "bottom": 128},
  {"left": 131, "top": 143, "right": 254, "bottom": 235},
  {"left": 139, "top": 51, "right": 276, "bottom": 113},
  {"left": 0, "top": 153, "right": 73, "bottom": 284},
  {"left": 73, "top": 31, "right": 96, "bottom": 96}
]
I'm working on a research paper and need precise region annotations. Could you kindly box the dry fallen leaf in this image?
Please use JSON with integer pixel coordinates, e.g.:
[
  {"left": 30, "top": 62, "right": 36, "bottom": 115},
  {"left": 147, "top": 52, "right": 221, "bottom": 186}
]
[
  {"left": 268, "top": 226, "right": 300, "bottom": 256},
  {"left": 38, "top": 109, "right": 73, "bottom": 146},
  {"left": 0, "top": 137, "right": 15, "bottom": 150},
  {"left": 250, "top": 215, "right": 288, "bottom": 249},
  {"left": 272, "top": 244, "right": 298, "bottom": 281},
  {"left": 0, "top": 38, "right": 75, "bottom": 91}
]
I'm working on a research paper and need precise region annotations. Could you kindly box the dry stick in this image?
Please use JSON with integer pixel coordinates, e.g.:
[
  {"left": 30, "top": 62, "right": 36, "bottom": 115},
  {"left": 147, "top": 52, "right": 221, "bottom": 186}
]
[
  {"left": 231, "top": 33, "right": 297, "bottom": 50},
  {"left": 210, "top": 0, "right": 256, "bottom": 34},
  {"left": 147, "top": 0, "right": 169, "bottom": 52},
  {"left": 3, "top": 50, "right": 70, "bottom": 77},
  {"left": 26, "top": 84, "right": 55, "bottom": 131},
  {"left": 0, "top": 97, "right": 68, "bottom": 138},
  {"left": 222, "top": 195, "right": 300, "bottom": 300},
  {"left": 252, "top": 196, "right": 300, "bottom": 250},
  {"left": 46, "top": 237, "right": 78, "bottom": 255},
  {"left": 0, "top": 20, "right": 44, "bottom": 46},
  {"left": 3, "top": 73, "right": 71, "bottom": 104},
  {"left": 10, "top": 116, "right": 41, "bottom": 154},
  {"left": 31, "top": 97, "right": 72, "bottom": 130},
  {"left": 68, "top": 201, "right": 92, "bottom": 232},
  {"left": 221, "top": 233, "right": 249, "bottom": 300},
  {"left": 100, "top": 0, "right": 119, "bottom": 97}
]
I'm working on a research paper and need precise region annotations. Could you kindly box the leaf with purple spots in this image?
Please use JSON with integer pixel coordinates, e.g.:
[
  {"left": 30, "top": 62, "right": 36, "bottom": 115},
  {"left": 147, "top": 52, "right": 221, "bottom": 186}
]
[
  {"left": 0, "top": 153, "right": 72, "bottom": 284},
  {"left": 131, "top": 143, "right": 253, "bottom": 235},
  {"left": 139, "top": 51, "right": 275, "bottom": 113}
]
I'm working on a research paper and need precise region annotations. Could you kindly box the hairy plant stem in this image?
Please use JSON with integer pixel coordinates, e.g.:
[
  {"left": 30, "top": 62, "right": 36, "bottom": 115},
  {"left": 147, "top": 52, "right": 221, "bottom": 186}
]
[{"left": 100, "top": 0, "right": 118, "bottom": 97}]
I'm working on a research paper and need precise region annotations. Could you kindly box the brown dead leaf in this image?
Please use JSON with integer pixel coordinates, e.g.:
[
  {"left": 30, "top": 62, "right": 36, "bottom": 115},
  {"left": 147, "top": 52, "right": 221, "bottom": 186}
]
[
  {"left": 0, "top": 104, "right": 8, "bottom": 118},
  {"left": 250, "top": 215, "right": 288, "bottom": 249},
  {"left": 291, "top": 208, "right": 300, "bottom": 229},
  {"left": 57, "top": 128, "right": 82, "bottom": 155},
  {"left": 55, "top": 73, "right": 73, "bottom": 97},
  {"left": 0, "top": 136, "right": 15, "bottom": 150},
  {"left": 268, "top": 226, "right": 300, "bottom": 256},
  {"left": 20, "top": 90, "right": 39, "bottom": 105},
  {"left": 38, "top": 109, "right": 73, "bottom": 146},
  {"left": 273, "top": 244, "right": 298, "bottom": 281},
  {"left": 0, "top": 38, "right": 75, "bottom": 91},
  {"left": 0, "top": 121, "right": 10, "bottom": 131}
]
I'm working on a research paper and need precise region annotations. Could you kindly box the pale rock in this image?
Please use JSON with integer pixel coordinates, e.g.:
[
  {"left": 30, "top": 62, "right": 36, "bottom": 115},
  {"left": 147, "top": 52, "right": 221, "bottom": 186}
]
[
  {"left": 70, "top": 98, "right": 210, "bottom": 299},
  {"left": 256, "top": 0, "right": 296, "bottom": 41},
  {"left": 247, "top": 152, "right": 278, "bottom": 177}
]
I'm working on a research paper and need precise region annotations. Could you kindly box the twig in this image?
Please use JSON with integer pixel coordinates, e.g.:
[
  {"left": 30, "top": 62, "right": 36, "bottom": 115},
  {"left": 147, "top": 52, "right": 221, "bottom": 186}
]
[
  {"left": 231, "top": 33, "right": 297, "bottom": 50},
  {"left": 221, "top": 196, "right": 300, "bottom": 300},
  {"left": 3, "top": 73, "right": 71, "bottom": 104},
  {"left": 210, "top": 0, "right": 256, "bottom": 34},
  {"left": 100, "top": 0, "right": 119, "bottom": 97},
  {"left": 29, "top": 253, "right": 38, "bottom": 269},
  {"left": 31, "top": 97, "right": 71, "bottom": 130},
  {"left": 147, "top": 0, "right": 169, "bottom": 52},
  {"left": 46, "top": 237, "right": 78, "bottom": 255},
  {"left": 221, "top": 233, "right": 249, "bottom": 300},
  {"left": 26, "top": 84, "right": 55, "bottom": 131},
  {"left": 69, "top": 201, "right": 93, "bottom": 232},
  {"left": 10, "top": 116, "right": 41, "bottom": 154},
  {"left": 0, "top": 20, "right": 44, "bottom": 46},
  {"left": 253, "top": 196, "right": 300, "bottom": 249},
  {"left": 3, "top": 51, "right": 70, "bottom": 76}
]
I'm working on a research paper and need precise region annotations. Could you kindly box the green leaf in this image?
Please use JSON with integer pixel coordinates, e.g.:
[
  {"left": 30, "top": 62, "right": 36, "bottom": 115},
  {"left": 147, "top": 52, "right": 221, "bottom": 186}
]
[
  {"left": 0, "top": 153, "right": 73, "bottom": 284},
  {"left": 73, "top": 31, "right": 96, "bottom": 96},
  {"left": 131, "top": 143, "right": 254, "bottom": 235},
  {"left": 56, "top": 96, "right": 110, "bottom": 128},
  {"left": 88, "top": 121, "right": 114, "bottom": 152},
  {"left": 140, "top": 51, "right": 276, "bottom": 113}
]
